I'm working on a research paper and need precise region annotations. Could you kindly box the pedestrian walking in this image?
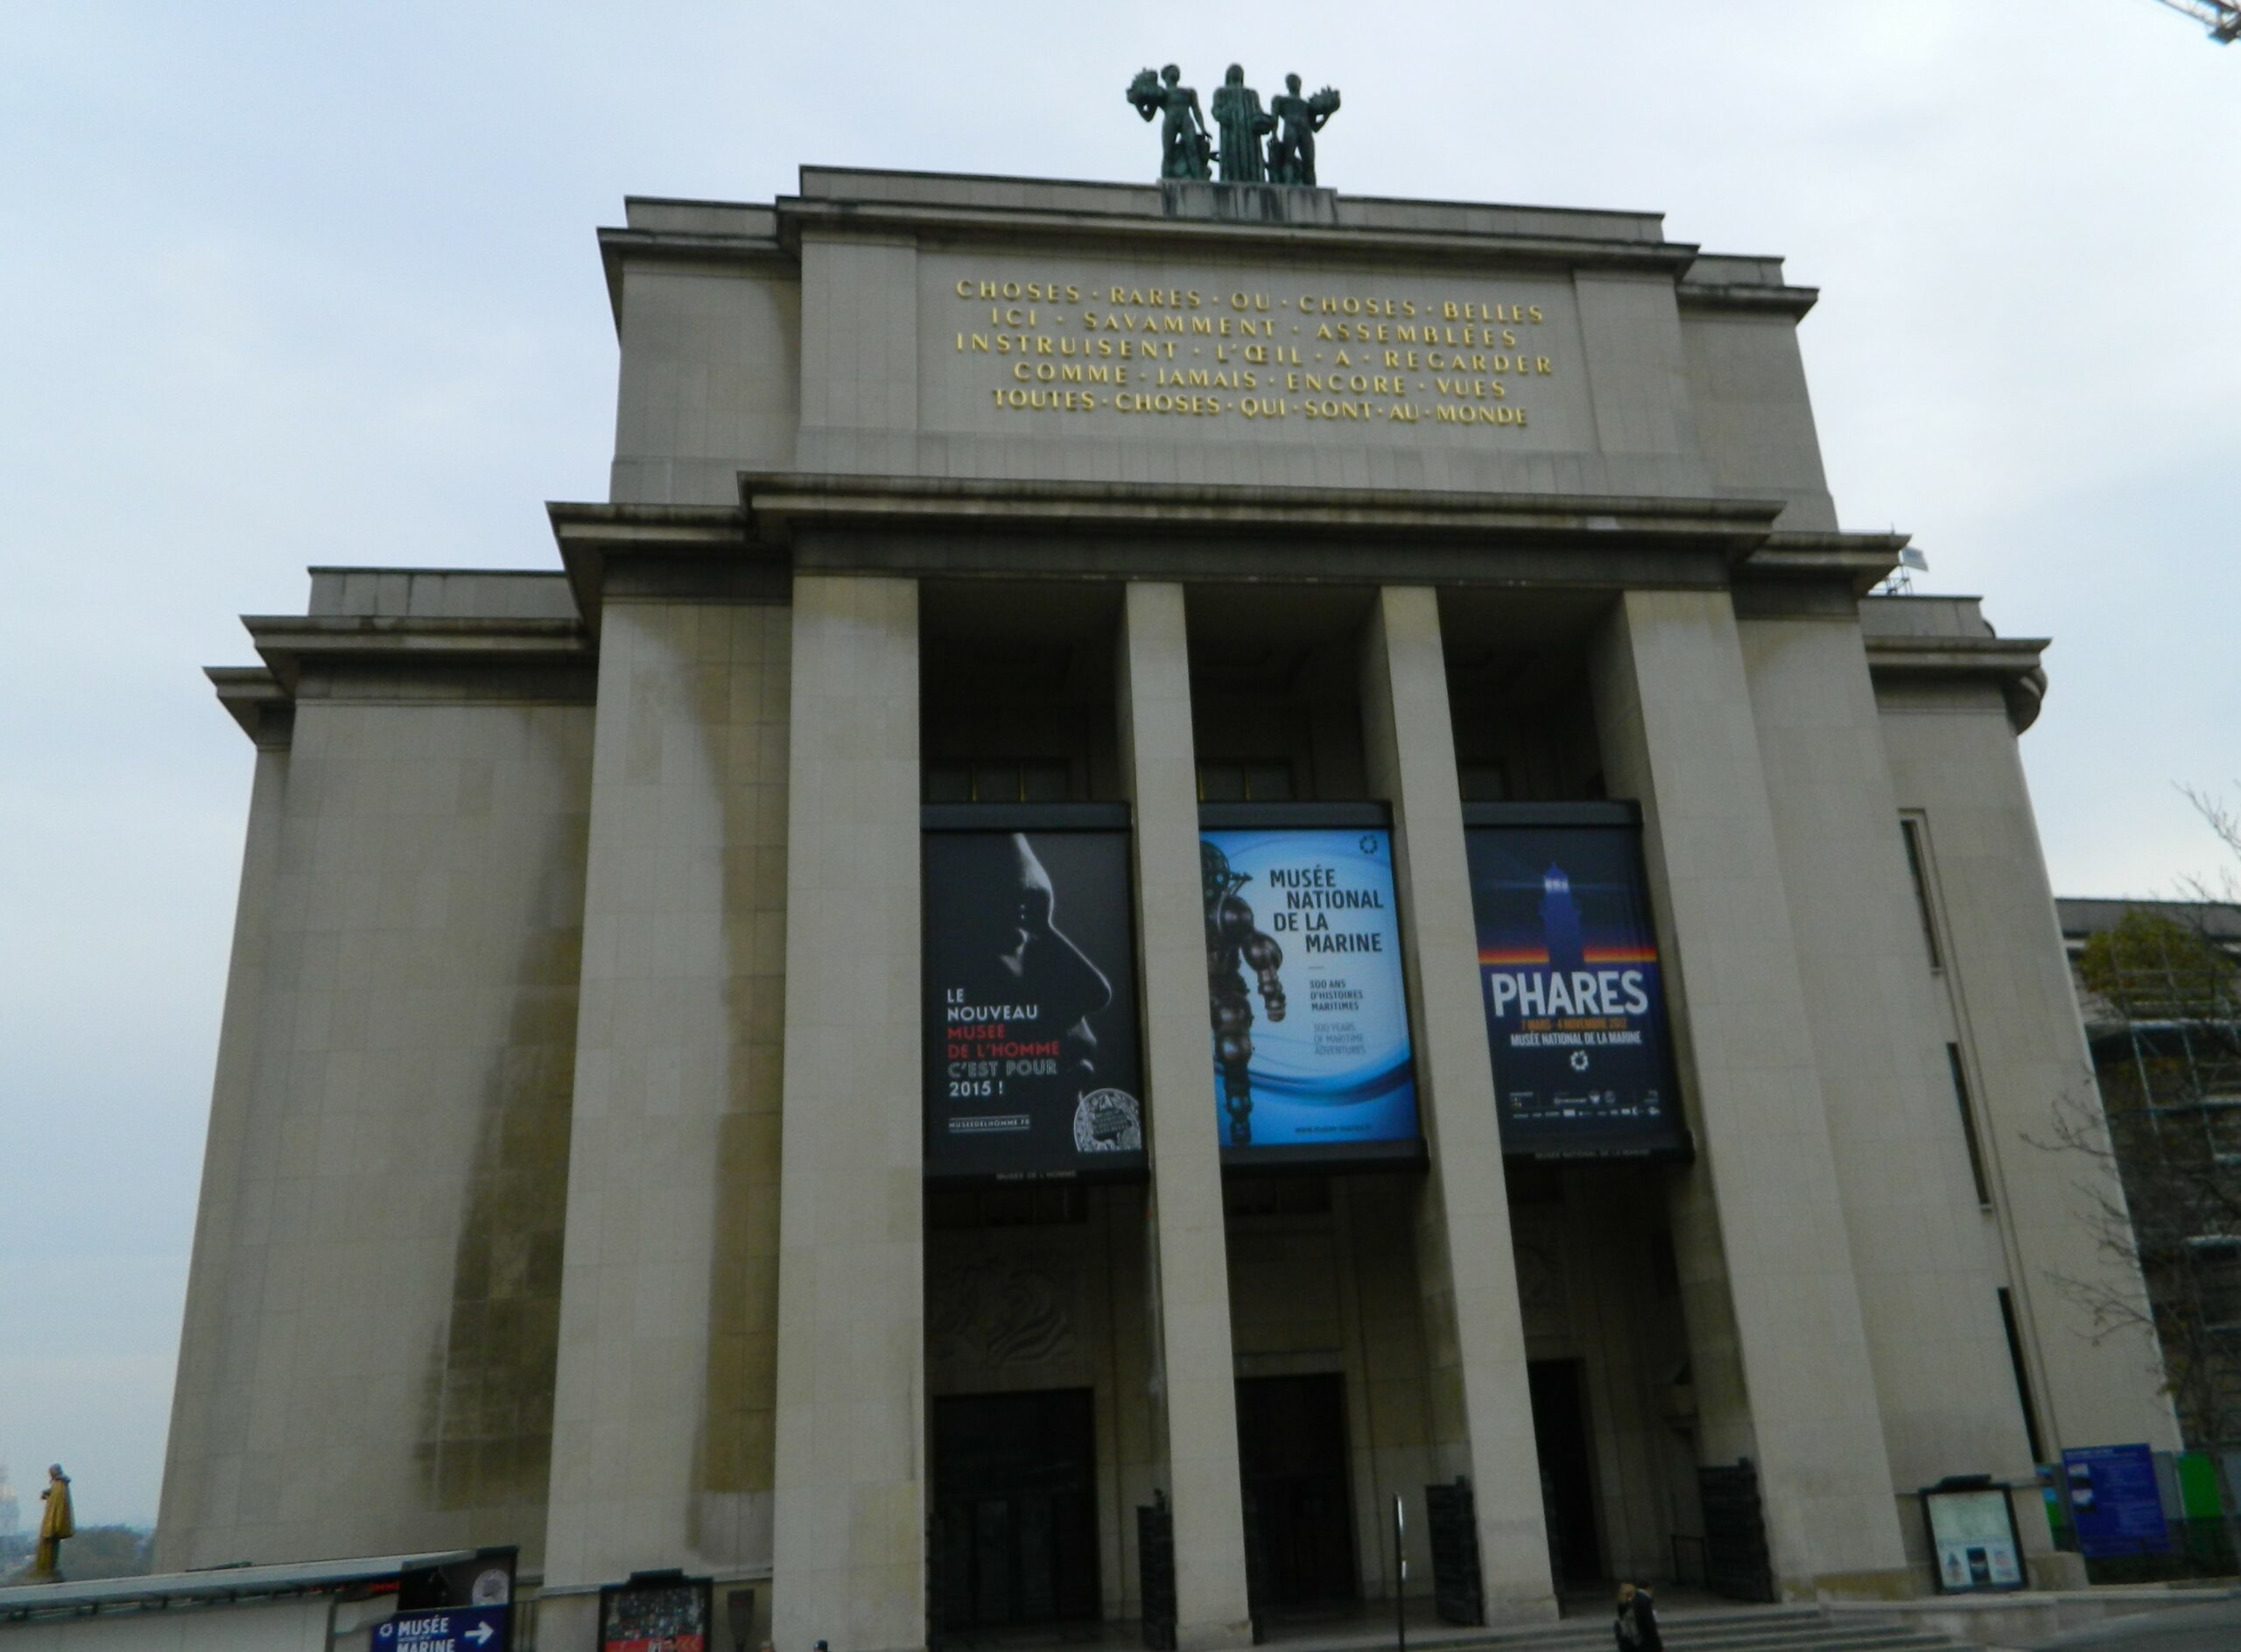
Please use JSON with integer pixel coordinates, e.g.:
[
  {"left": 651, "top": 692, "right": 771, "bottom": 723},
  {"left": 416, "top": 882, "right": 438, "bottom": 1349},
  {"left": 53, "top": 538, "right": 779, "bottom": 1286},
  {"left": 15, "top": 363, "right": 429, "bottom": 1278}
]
[{"left": 1613, "top": 1581, "right": 1661, "bottom": 1652}]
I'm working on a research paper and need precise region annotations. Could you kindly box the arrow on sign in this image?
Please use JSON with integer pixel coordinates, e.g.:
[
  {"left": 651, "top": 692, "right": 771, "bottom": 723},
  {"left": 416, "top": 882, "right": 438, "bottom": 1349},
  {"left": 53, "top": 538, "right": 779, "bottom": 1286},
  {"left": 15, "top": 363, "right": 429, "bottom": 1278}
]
[{"left": 466, "top": 1624, "right": 496, "bottom": 1646}]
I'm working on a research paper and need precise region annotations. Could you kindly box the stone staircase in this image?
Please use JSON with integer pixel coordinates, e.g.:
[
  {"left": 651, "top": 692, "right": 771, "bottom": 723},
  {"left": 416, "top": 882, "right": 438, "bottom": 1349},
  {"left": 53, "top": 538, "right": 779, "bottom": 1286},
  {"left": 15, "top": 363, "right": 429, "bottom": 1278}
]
[{"left": 1430, "top": 1604, "right": 1974, "bottom": 1652}]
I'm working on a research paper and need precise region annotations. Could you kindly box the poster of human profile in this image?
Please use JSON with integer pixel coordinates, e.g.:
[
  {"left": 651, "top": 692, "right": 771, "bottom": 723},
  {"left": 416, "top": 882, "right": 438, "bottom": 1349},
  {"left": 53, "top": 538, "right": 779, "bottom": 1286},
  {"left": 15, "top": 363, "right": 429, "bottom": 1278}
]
[
  {"left": 923, "top": 825, "right": 1146, "bottom": 1180},
  {"left": 1200, "top": 824, "right": 1420, "bottom": 1162},
  {"left": 1464, "top": 819, "right": 1689, "bottom": 1160}
]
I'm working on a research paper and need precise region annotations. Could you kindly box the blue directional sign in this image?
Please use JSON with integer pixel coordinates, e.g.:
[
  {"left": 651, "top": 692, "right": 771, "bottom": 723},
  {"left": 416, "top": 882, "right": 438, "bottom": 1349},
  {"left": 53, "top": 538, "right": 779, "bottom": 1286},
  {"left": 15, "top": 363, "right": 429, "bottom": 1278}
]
[{"left": 375, "top": 1607, "right": 511, "bottom": 1652}]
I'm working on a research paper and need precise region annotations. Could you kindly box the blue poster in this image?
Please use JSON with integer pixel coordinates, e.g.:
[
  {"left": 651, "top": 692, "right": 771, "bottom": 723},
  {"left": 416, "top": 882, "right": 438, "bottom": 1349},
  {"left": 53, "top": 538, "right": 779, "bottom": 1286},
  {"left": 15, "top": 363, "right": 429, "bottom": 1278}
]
[
  {"left": 2062, "top": 1443, "right": 2171, "bottom": 1557},
  {"left": 1200, "top": 825, "right": 1419, "bottom": 1159},
  {"left": 1465, "top": 819, "right": 1689, "bottom": 1160}
]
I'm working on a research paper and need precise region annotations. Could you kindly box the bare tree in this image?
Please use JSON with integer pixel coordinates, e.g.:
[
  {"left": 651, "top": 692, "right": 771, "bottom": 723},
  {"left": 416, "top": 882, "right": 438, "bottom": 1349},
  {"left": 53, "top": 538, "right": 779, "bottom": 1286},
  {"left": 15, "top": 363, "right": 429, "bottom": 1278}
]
[{"left": 2041, "top": 788, "right": 2241, "bottom": 1459}]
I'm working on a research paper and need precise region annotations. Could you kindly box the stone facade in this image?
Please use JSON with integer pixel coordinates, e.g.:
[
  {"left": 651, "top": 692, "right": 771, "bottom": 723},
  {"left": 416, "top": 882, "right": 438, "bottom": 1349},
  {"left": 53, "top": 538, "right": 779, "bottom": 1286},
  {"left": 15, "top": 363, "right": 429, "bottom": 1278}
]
[{"left": 158, "top": 169, "right": 2174, "bottom": 1646}]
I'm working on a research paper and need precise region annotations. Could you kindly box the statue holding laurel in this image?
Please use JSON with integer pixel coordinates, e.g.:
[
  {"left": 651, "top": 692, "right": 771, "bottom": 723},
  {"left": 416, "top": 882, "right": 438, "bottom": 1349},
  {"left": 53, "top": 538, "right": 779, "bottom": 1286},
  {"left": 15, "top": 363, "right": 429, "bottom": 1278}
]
[
  {"left": 1127, "top": 66, "right": 1213, "bottom": 181},
  {"left": 1267, "top": 74, "right": 1341, "bottom": 186}
]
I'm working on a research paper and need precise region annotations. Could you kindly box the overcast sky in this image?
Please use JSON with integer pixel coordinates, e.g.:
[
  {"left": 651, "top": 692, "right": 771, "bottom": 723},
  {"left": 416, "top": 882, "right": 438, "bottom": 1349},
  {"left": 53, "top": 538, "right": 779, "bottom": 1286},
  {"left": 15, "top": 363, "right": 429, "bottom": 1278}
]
[{"left": 4, "top": 2, "right": 2236, "bottom": 1530}]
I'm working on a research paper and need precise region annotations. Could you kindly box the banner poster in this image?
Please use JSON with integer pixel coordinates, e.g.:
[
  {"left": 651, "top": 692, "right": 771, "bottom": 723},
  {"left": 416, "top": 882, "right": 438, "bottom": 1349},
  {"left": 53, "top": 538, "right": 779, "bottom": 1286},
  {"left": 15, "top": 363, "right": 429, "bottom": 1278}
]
[
  {"left": 923, "top": 824, "right": 1147, "bottom": 1180},
  {"left": 1464, "top": 819, "right": 1689, "bottom": 1160},
  {"left": 1199, "top": 823, "right": 1420, "bottom": 1161}
]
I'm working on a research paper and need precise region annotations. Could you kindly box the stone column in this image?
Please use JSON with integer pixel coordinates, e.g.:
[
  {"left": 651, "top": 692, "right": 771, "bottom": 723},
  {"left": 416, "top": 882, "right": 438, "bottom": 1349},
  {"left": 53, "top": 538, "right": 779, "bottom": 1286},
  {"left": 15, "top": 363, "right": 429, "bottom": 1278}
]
[
  {"left": 1357, "top": 587, "right": 1558, "bottom": 1622},
  {"left": 770, "top": 574, "right": 926, "bottom": 1652},
  {"left": 542, "top": 595, "right": 792, "bottom": 1598},
  {"left": 1116, "top": 581, "right": 1254, "bottom": 1650},
  {"left": 1737, "top": 609, "right": 2048, "bottom": 1552},
  {"left": 1587, "top": 588, "right": 1907, "bottom": 1595},
  {"left": 156, "top": 740, "right": 292, "bottom": 1571}
]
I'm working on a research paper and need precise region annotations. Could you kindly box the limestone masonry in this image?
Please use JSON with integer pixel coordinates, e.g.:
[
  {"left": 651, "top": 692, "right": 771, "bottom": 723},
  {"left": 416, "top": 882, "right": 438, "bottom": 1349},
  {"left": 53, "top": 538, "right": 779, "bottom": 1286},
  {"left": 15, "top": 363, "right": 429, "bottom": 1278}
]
[{"left": 157, "top": 167, "right": 2176, "bottom": 1652}]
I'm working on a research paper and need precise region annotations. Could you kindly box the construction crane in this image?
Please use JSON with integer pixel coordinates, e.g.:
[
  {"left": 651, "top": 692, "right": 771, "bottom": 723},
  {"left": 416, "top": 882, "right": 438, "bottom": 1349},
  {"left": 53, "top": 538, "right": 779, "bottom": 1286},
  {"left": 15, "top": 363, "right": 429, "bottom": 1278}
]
[{"left": 2152, "top": 0, "right": 2241, "bottom": 44}]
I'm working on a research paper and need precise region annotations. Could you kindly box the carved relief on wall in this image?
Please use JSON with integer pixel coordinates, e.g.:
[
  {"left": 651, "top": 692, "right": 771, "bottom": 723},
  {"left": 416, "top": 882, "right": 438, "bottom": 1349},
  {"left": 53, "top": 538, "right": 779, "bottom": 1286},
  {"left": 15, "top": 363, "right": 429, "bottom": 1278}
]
[
  {"left": 1513, "top": 1213, "right": 1572, "bottom": 1339},
  {"left": 929, "top": 1253, "right": 1079, "bottom": 1371}
]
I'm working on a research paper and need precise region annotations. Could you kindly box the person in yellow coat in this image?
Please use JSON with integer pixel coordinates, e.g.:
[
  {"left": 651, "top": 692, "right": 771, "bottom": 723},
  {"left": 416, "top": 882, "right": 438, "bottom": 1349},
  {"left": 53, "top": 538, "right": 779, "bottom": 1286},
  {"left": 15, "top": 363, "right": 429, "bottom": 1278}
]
[{"left": 32, "top": 1465, "right": 74, "bottom": 1580}]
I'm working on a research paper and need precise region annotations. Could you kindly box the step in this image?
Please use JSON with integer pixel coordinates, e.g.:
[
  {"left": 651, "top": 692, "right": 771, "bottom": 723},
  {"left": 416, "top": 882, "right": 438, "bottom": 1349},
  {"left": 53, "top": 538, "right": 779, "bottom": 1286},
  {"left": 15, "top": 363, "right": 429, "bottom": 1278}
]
[
  {"left": 1372, "top": 1623, "right": 1967, "bottom": 1652},
  {"left": 1443, "top": 1607, "right": 1826, "bottom": 1648}
]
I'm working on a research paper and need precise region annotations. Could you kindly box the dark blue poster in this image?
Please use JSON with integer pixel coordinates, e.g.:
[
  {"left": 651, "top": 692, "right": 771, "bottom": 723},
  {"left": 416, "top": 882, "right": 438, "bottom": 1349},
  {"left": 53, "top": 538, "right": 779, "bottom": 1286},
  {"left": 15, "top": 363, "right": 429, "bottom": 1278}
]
[
  {"left": 1201, "top": 817, "right": 1421, "bottom": 1164},
  {"left": 2062, "top": 1443, "right": 2172, "bottom": 1557},
  {"left": 1464, "top": 813, "right": 1689, "bottom": 1160}
]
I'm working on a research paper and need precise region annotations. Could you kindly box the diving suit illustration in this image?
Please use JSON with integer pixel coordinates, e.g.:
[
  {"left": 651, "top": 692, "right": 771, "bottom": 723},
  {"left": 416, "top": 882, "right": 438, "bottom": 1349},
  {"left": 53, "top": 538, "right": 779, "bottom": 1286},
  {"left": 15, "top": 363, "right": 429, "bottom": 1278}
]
[{"left": 1203, "top": 840, "right": 1286, "bottom": 1144}]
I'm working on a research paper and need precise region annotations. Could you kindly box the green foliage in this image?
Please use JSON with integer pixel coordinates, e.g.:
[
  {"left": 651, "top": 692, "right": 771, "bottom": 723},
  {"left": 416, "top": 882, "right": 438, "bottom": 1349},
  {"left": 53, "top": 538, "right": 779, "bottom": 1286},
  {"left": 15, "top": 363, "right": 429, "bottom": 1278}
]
[
  {"left": 3, "top": 1525, "right": 155, "bottom": 1583},
  {"left": 63, "top": 1525, "right": 156, "bottom": 1579},
  {"left": 2080, "top": 910, "right": 2238, "bottom": 1022}
]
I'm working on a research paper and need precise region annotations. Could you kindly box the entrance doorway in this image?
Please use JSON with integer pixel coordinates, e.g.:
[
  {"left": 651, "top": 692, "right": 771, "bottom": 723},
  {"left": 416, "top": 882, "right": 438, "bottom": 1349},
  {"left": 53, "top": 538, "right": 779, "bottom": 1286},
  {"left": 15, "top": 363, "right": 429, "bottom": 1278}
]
[
  {"left": 1528, "top": 1359, "right": 1602, "bottom": 1587},
  {"left": 931, "top": 1388, "right": 1101, "bottom": 1632},
  {"left": 1235, "top": 1374, "right": 1358, "bottom": 1610}
]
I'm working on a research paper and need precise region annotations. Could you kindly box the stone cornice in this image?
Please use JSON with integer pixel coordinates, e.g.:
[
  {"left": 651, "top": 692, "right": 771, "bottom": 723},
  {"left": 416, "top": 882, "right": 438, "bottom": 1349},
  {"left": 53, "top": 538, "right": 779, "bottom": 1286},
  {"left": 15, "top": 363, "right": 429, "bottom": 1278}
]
[
  {"left": 1865, "top": 633, "right": 2050, "bottom": 733},
  {"left": 596, "top": 228, "right": 790, "bottom": 331},
  {"left": 234, "top": 615, "right": 594, "bottom": 717},
  {"left": 771, "top": 195, "right": 1705, "bottom": 277},
  {"left": 209, "top": 486, "right": 1922, "bottom": 743},
  {"left": 206, "top": 666, "right": 293, "bottom": 748},
  {"left": 594, "top": 168, "right": 1820, "bottom": 331},
  {"left": 546, "top": 503, "right": 769, "bottom": 631},
  {"left": 741, "top": 470, "right": 1782, "bottom": 545},
  {"left": 1743, "top": 531, "right": 1910, "bottom": 596},
  {"left": 1676, "top": 280, "right": 1820, "bottom": 319},
  {"left": 207, "top": 616, "right": 599, "bottom": 742}
]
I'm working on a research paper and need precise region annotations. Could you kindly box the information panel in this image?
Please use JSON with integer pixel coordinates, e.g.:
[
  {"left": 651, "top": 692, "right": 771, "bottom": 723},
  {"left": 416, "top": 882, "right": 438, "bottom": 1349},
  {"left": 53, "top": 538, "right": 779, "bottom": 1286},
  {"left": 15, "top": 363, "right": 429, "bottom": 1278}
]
[
  {"left": 383, "top": 1549, "right": 516, "bottom": 1652},
  {"left": 2062, "top": 1443, "right": 2173, "bottom": 1557},
  {"left": 1201, "top": 812, "right": 1420, "bottom": 1164},
  {"left": 1922, "top": 1485, "right": 2026, "bottom": 1592},
  {"left": 1464, "top": 811, "right": 1688, "bottom": 1160},
  {"left": 924, "top": 814, "right": 1146, "bottom": 1180},
  {"left": 599, "top": 1576, "right": 710, "bottom": 1652}
]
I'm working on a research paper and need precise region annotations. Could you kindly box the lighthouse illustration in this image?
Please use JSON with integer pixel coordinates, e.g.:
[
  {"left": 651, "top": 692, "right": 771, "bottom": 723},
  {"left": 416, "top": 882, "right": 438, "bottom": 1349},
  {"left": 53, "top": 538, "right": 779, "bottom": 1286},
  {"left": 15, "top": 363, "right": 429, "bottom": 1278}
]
[{"left": 1539, "top": 863, "right": 1584, "bottom": 968}]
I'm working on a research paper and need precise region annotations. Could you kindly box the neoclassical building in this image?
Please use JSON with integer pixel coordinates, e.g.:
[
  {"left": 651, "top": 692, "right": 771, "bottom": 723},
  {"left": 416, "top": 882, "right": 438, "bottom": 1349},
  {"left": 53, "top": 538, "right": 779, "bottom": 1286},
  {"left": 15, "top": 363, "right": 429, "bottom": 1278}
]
[{"left": 157, "top": 165, "right": 2177, "bottom": 1651}]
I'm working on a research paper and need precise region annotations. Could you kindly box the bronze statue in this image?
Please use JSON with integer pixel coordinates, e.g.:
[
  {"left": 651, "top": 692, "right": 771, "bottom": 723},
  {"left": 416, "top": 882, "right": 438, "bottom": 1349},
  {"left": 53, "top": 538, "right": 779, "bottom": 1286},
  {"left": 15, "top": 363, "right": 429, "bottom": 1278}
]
[
  {"left": 1128, "top": 65, "right": 1212, "bottom": 181},
  {"left": 32, "top": 1465, "right": 73, "bottom": 1581},
  {"left": 1267, "top": 74, "right": 1340, "bottom": 186},
  {"left": 1210, "top": 66, "right": 1274, "bottom": 185},
  {"left": 1203, "top": 842, "right": 1286, "bottom": 1146}
]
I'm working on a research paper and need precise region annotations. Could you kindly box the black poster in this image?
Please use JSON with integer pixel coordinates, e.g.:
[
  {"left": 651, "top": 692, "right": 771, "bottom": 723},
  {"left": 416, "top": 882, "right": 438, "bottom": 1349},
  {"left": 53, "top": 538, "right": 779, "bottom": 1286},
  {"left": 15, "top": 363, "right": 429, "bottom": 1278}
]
[
  {"left": 1464, "top": 811, "right": 1690, "bottom": 1161},
  {"left": 924, "top": 815, "right": 1146, "bottom": 1180}
]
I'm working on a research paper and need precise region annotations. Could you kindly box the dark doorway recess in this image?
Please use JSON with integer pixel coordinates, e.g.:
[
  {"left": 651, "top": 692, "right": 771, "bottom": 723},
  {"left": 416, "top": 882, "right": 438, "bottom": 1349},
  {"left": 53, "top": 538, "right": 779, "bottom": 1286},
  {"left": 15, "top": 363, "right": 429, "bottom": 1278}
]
[
  {"left": 931, "top": 1388, "right": 1101, "bottom": 1633},
  {"left": 1235, "top": 1374, "right": 1359, "bottom": 1611},
  {"left": 1528, "top": 1359, "right": 1602, "bottom": 1588}
]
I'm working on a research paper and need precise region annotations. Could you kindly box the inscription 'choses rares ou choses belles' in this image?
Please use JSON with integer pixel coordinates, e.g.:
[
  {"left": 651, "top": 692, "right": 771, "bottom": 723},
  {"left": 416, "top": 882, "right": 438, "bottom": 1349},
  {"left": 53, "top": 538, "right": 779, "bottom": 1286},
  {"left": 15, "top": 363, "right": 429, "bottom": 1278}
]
[{"left": 950, "top": 280, "right": 1555, "bottom": 428}]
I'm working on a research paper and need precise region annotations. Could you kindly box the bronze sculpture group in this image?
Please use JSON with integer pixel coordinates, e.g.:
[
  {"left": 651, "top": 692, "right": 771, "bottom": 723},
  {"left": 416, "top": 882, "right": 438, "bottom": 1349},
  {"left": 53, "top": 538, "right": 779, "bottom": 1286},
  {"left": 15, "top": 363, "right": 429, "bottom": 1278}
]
[{"left": 1128, "top": 65, "right": 1339, "bottom": 186}]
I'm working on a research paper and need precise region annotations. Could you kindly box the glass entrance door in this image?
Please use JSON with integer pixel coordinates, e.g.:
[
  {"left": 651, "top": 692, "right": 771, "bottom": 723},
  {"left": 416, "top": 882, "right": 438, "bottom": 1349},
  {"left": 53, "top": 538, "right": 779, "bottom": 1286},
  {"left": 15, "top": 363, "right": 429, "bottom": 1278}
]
[
  {"left": 1235, "top": 1373, "right": 1359, "bottom": 1610},
  {"left": 931, "top": 1388, "right": 1101, "bottom": 1633}
]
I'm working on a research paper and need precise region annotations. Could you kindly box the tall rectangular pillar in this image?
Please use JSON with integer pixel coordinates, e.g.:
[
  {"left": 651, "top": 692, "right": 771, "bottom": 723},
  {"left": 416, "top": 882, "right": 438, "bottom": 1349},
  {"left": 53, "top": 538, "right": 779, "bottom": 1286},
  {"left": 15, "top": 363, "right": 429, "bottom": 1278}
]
[
  {"left": 771, "top": 575, "right": 925, "bottom": 1652},
  {"left": 1358, "top": 586, "right": 1558, "bottom": 1622},
  {"left": 543, "top": 596, "right": 791, "bottom": 1590},
  {"left": 1117, "top": 582, "right": 1254, "bottom": 1651},
  {"left": 1738, "top": 610, "right": 2049, "bottom": 1555},
  {"left": 1587, "top": 588, "right": 1908, "bottom": 1595}
]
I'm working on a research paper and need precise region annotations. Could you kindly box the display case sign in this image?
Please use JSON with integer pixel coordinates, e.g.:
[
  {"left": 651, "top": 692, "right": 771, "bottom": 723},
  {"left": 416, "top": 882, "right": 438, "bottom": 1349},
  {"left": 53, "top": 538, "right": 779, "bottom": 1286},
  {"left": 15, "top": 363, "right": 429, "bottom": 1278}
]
[
  {"left": 1200, "top": 807, "right": 1422, "bottom": 1166},
  {"left": 1921, "top": 1483, "right": 2026, "bottom": 1593},
  {"left": 599, "top": 1575, "right": 710, "bottom": 1652},
  {"left": 924, "top": 809, "right": 1147, "bottom": 1181},
  {"left": 1463, "top": 807, "right": 1689, "bottom": 1161}
]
